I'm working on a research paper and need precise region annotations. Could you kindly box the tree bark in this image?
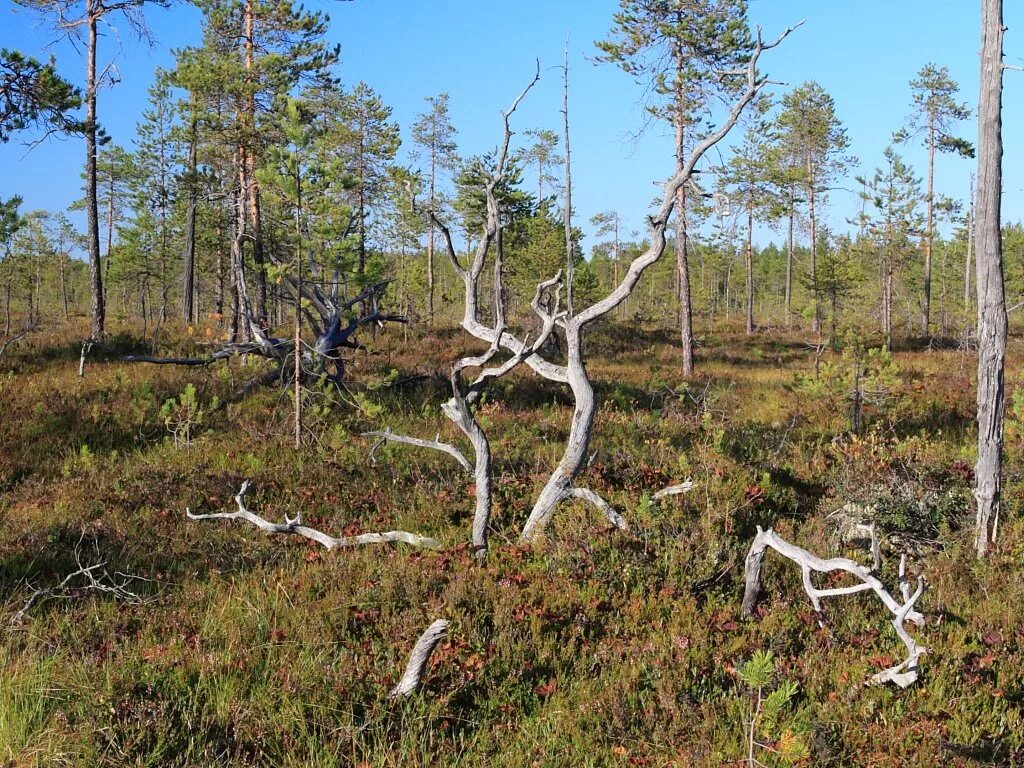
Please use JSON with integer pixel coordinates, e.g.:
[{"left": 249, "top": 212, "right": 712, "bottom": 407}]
[
  {"left": 974, "top": 0, "right": 1006, "bottom": 558},
  {"left": 807, "top": 154, "right": 820, "bottom": 335},
  {"left": 182, "top": 115, "right": 198, "bottom": 324},
  {"left": 745, "top": 196, "right": 754, "bottom": 334},
  {"left": 923, "top": 114, "right": 936, "bottom": 335},
  {"left": 674, "top": 44, "right": 694, "bottom": 375},
  {"left": 85, "top": 1, "right": 105, "bottom": 339},
  {"left": 785, "top": 189, "right": 794, "bottom": 328}
]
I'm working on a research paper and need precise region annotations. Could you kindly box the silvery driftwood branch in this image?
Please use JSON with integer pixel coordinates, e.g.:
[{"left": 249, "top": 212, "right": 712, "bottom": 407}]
[
  {"left": 389, "top": 618, "right": 450, "bottom": 699},
  {"left": 741, "top": 526, "right": 926, "bottom": 688},
  {"left": 187, "top": 480, "right": 439, "bottom": 550}
]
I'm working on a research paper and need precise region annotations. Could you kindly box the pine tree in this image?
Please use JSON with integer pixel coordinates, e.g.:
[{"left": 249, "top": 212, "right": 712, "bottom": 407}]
[
  {"left": 340, "top": 83, "right": 400, "bottom": 285},
  {"left": 867, "top": 147, "right": 923, "bottom": 351},
  {"left": 597, "top": 0, "right": 752, "bottom": 374},
  {"left": 0, "top": 48, "right": 83, "bottom": 141},
  {"left": 410, "top": 93, "right": 458, "bottom": 325},
  {"left": 776, "top": 82, "right": 852, "bottom": 336},
  {"left": 131, "top": 73, "right": 182, "bottom": 325},
  {"left": 721, "top": 96, "right": 778, "bottom": 334},
  {"left": 895, "top": 64, "right": 973, "bottom": 336}
]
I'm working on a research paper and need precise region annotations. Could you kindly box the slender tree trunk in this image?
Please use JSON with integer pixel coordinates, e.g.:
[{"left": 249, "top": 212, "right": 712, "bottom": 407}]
[
  {"left": 60, "top": 253, "right": 69, "bottom": 321},
  {"left": 674, "top": 49, "right": 694, "bottom": 375},
  {"left": 924, "top": 117, "right": 936, "bottom": 335},
  {"left": 807, "top": 155, "right": 820, "bottom": 336},
  {"left": 785, "top": 190, "right": 794, "bottom": 328},
  {"left": 104, "top": 172, "right": 114, "bottom": 287},
  {"left": 964, "top": 173, "right": 975, "bottom": 330},
  {"left": 745, "top": 195, "right": 754, "bottom": 334},
  {"left": 563, "top": 44, "right": 574, "bottom": 319},
  {"left": 885, "top": 266, "right": 894, "bottom": 352},
  {"left": 294, "top": 170, "right": 303, "bottom": 449},
  {"left": 215, "top": 225, "right": 225, "bottom": 320},
  {"left": 427, "top": 150, "right": 436, "bottom": 325},
  {"left": 85, "top": 2, "right": 105, "bottom": 339},
  {"left": 974, "top": 0, "right": 1006, "bottom": 558},
  {"left": 243, "top": 0, "right": 267, "bottom": 326},
  {"left": 183, "top": 115, "right": 198, "bottom": 324}
]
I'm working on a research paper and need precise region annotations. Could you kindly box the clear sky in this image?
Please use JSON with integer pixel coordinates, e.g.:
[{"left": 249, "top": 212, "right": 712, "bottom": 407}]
[{"left": 2, "top": 0, "right": 1022, "bottom": 254}]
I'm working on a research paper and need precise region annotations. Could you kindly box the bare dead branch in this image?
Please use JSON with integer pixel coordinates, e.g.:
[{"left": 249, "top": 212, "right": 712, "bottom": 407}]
[
  {"left": 0, "top": 322, "right": 36, "bottom": 359},
  {"left": 653, "top": 481, "right": 695, "bottom": 500},
  {"left": 741, "top": 526, "right": 927, "bottom": 688},
  {"left": 187, "top": 480, "right": 440, "bottom": 550},
  {"left": 11, "top": 534, "right": 146, "bottom": 626},
  {"left": 389, "top": 618, "right": 450, "bottom": 698},
  {"left": 363, "top": 429, "right": 472, "bottom": 472},
  {"left": 566, "top": 486, "right": 628, "bottom": 530}
]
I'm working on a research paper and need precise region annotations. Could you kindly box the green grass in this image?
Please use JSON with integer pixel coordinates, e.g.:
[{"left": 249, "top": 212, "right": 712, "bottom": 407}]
[{"left": 1, "top": 319, "right": 1022, "bottom": 766}]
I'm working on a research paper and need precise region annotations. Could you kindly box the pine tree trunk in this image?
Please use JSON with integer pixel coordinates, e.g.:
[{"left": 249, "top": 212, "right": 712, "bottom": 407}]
[
  {"left": 974, "top": 0, "right": 1006, "bottom": 558},
  {"left": 785, "top": 191, "right": 794, "bottom": 328},
  {"left": 924, "top": 117, "right": 936, "bottom": 336},
  {"left": 85, "top": 3, "right": 105, "bottom": 339},
  {"left": 745, "top": 196, "right": 754, "bottom": 335},
  {"left": 183, "top": 115, "right": 198, "bottom": 324},
  {"left": 808, "top": 155, "right": 820, "bottom": 335}
]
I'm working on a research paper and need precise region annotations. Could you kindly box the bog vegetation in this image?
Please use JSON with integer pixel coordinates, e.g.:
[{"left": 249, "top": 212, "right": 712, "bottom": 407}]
[{"left": 0, "top": 0, "right": 1019, "bottom": 765}]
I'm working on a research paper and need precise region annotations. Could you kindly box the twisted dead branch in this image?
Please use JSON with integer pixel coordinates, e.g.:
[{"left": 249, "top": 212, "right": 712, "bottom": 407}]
[
  {"left": 389, "top": 618, "right": 450, "bottom": 698},
  {"left": 187, "top": 480, "right": 439, "bottom": 550},
  {"left": 78, "top": 282, "right": 404, "bottom": 385},
  {"left": 740, "top": 526, "right": 926, "bottom": 688},
  {"left": 363, "top": 429, "right": 472, "bottom": 472},
  {"left": 11, "top": 534, "right": 146, "bottom": 626}
]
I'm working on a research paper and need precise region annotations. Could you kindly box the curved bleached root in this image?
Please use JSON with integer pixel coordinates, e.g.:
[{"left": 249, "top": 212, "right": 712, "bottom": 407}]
[
  {"left": 187, "top": 480, "right": 440, "bottom": 550},
  {"left": 741, "top": 526, "right": 927, "bottom": 688},
  {"left": 389, "top": 618, "right": 450, "bottom": 698}
]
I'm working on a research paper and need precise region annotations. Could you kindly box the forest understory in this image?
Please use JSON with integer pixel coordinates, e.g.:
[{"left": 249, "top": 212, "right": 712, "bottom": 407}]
[{"left": 2, "top": 318, "right": 1023, "bottom": 767}]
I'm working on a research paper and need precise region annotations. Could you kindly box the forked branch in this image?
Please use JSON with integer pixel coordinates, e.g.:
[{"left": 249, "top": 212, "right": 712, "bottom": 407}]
[
  {"left": 741, "top": 526, "right": 927, "bottom": 688},
  {"left": 187, "top": 480, "right": 439, "bottom": 550}
]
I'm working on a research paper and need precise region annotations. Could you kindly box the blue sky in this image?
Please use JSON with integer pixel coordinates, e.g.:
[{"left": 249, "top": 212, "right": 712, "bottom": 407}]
[{"left": 2, "top": 0, "right": 1022, "bottom": 254}]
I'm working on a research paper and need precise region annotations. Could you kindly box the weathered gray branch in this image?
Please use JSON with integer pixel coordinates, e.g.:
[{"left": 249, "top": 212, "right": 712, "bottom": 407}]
[
  {"left": 566, "top": 486, "right": 627, "bottom": 530},
  {"left": 653, "top": 481, "right": 695, "bottom": 500},
  {"left": 740, "top": 526, "right": 926, "bottom": 688},
  {"left": 389, "top": 618, "right": 450, "bottom": 698},
  {"left": 363, "top": 429, "right": 472, "bottom": 473},
  {"left": 187, "top": 480, "right": 439, "bottom": 550}
]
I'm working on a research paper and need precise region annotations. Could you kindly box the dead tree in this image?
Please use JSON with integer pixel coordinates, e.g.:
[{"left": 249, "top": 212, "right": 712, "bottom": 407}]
[
  {"left": 370, "top": 26, "right": 797, "bottom": 552},
  {"left": 974, "top": 0, "right": 1006, "bottom": 558},
  {"left": 519, "top": 25, "right": 799, "bottom": 541},
  {"left": 0, "top": 321, "right": 36, "bottom": 361},
  {"left": 740, "top": 526, "right": 926, "bottom": 688},
  {"left": 368, "top": 66, "right": 569, "bottom": 561},
  {"left": 80, "top": 281, "right": 404, "bottom": 386}
]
